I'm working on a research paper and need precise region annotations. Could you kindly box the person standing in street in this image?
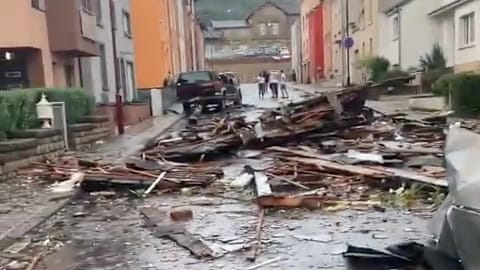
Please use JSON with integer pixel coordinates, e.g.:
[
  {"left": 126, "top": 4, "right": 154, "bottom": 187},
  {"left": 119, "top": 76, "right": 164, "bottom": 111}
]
[
  {"left": 263, "top": 70, "right": 270, "bottom": 95},
  {"left": 269, "top": 70, "right": 279, "bottom": 99},
  {"left": 256, "top": 73, "right": 266, "bottom": 100},
  {"left": 280, "top": 70, "right": 289, "bottom": 98}
]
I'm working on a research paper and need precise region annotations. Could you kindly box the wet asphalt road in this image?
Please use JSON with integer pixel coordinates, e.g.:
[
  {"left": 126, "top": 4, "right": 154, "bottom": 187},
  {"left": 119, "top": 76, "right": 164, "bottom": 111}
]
[{"left": 22, "top": 84, "right": 431, "bottom": 270}]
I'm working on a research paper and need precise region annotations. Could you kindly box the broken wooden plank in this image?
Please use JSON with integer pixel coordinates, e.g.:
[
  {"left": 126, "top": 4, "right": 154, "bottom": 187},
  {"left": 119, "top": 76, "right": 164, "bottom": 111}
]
[
  {"left": 265, "top": 172, "right": 310, "bottom": 190},
  {"left": 144, "top": 171, "right": 167, "bottom": 195},
  {"left": 254, "top": 172, "right": 272, "bottom": 197},
  {"left": 247, "top": 208, "right": 265, "bottom": 262},
  {"left": 140, "top": 207, "right": 215, "bottom": 258},
  {"left": 287, "top": 157, "right": 388, "bottom": 178},
  {"left": 369, "top": 166, "right": 448, "bottom": 188}
]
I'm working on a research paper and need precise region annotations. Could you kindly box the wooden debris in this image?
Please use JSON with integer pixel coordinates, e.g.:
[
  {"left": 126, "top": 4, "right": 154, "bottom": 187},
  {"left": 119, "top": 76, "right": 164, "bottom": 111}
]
[
  {"left": 140, "top": 207, "right": 215, "bottom": 258},
  {"left": 246, "top": 256, "right": 284, "bottom": 270},
  {"left": 144, "top": 171, "right": 167, "bottom": 195},
  {"left": 247, "top": 208, "right": 265, "bottom": 262},
  {"left": 25, "top": 253, "right": 42, "bottom": 270}
]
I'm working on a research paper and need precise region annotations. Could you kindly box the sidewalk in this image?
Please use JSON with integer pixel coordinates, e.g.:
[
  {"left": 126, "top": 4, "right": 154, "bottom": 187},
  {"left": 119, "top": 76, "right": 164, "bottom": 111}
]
[
  {"left": 80, "top": 103, "right": 184, "bottom": 164},
  {"left": 0, "top": 104, "right": 184, "bottom": 259},
  {"left": 289, "top": 80, "right": 343, "bottom": 95}
]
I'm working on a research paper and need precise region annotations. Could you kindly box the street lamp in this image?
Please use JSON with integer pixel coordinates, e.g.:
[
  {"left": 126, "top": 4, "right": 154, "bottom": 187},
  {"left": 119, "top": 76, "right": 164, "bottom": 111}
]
[{"left": 109, "top": 0, "right": 125, "bottom": 135}]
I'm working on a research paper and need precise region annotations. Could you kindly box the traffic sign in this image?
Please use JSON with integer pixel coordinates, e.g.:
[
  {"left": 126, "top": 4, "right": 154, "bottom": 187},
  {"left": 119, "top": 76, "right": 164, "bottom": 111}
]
[{"left": 344, "top": 37, "right": 354, "bottom": 49}]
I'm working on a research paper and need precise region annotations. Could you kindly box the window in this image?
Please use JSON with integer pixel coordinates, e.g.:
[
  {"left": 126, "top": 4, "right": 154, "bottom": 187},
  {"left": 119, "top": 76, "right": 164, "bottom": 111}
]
[
  {"left": 96, "top": 0, "right": 102, "bottom": 26},
  {"left": 392, "top": 15, "right": 400, "bottom": 40},
  {"left": 259, "top": 23, "right": 267, "bottom": 36},
  {"left": 272, "top": 23, "right": 280, "bottom": 36},
  {"left": 31, "top": 0, "right": 46, "bottom": 11},
  {"left": 460, "top": 13, "right": 475, "bottom": 47},
  {"left": 82, "top": 0, "right": 94, "bottom": 13},
  {"left": 99, "top": 44, "right": 109, "bottom": 90},
  {"left": 123, "top": 11, "right": 132, "bottom": 37},
  {"left": 178, "top": 72, "right": 213, "bottom": 83}
]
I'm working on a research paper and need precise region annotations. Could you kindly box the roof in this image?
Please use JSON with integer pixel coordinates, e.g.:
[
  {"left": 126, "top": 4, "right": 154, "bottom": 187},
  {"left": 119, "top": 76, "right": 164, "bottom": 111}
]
[
  {"left": 211, "top": 20, "right": 249, "bottom": 29},
  {"left": 245, "top": 0, "right": 300, "bottom": 21}
]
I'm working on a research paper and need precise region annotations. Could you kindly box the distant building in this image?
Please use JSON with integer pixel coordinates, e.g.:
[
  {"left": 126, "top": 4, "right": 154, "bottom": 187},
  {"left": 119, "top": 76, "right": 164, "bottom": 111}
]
[
  {"left": 300, "top": 0, "right": 324, "bottom": 83},
  {"left": 205, "top": 1, "right": 300, "bottom": 82}
]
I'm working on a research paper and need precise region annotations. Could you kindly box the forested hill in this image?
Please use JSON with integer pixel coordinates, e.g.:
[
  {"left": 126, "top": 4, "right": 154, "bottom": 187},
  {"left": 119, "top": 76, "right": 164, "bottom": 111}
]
[{"left": 195, "top": 0, "right": 300, "bottom": 25}]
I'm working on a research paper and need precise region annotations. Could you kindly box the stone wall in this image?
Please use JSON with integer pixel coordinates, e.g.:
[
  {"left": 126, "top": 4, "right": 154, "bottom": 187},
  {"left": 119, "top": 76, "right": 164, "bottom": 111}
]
[
  {"left": 0, "top": 116, "right": 113, "bottom": 180},
  {"left": 0, "top": 129, "right": 65, "bottom": 181},
  {"left": 68, "top": 116, "right": 113, "bottom": 150}
]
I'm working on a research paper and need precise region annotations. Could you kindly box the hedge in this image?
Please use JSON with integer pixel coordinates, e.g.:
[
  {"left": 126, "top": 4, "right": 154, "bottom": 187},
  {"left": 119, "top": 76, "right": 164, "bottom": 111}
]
[
  {"left": 432, "top": 73, "right": 480, "bottom": 115},
  {"left": 0, "top": 88, "right": 95, "bottom": 134}
]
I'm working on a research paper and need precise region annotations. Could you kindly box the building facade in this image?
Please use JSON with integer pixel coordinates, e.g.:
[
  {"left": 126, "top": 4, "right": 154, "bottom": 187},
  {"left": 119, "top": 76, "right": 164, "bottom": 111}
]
[
  {"left": 204, "top": 1, "right": 299, "bottom": 82},
  {"left": 291, "top": 19, "right": 302, "bottom": 81},
  {"left": 430, "top": 0, "right": 480, "bottom": 73},
  {"left": 205, "top": 1, "right": 299, "bottom": 60},
  {"left": 378, "top": 0, "right": 441, "bottom": 70},
  {"left": 0, "top": 0, "right": 137, "bottom": 104},
  {"left": 0, "top": 0, "right": 98, "bottom": 90}
]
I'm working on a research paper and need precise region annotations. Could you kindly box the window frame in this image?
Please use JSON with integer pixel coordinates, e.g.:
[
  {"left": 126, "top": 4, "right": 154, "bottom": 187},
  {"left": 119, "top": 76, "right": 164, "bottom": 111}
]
[
  {"left": 459, "top": 12, "right": 475, "bottom": 48},
  {"left": 31, "top": 0, "right": 46, "bottom": 11},
  {"left": 392, "top": 15, "right": 400, "bottom": 41},
  {"left": 259, "top": 23, "right": 267, "bottom": 36},
  {"left": 82, "top": 0, "right": 95, "bottom": 14},
  {"left": 123, "top": 10, "right": 132, "bottom": 38},
  {"left": 271, "top": 22, "right": 280, "bottom": 36}
]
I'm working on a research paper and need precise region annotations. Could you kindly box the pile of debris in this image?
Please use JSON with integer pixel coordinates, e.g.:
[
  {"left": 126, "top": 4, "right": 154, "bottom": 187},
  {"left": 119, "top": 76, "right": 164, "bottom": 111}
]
[
  {"left": 28, "top": 156, "right": 223, "bottom": 192},
  {"left": 142, "top": 86, "right": 369, "bottom": 162}
]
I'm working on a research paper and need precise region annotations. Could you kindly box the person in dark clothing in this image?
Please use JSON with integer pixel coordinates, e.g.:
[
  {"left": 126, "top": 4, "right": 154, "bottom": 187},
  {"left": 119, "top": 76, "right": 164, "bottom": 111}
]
[{"left": 292, "top": 69, "right": 297, "bottom": 83}]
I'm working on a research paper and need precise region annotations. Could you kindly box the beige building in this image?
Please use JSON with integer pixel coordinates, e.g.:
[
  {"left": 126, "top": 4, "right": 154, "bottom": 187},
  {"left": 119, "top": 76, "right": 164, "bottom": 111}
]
[{"left": 348, "top": 0, "right": 380, "bottom": 84}]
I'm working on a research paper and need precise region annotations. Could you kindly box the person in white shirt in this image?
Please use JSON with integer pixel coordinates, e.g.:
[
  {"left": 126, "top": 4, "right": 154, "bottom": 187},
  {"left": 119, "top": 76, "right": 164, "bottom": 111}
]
[
  {"left": 269, "top": 70, "right": 279, "bottom": 99},
  {"left": 280, "top": 70, "right": 289, "bottom": 98},
  {"left": 256, "top": 73, "right": 266, "bottom": 99}
]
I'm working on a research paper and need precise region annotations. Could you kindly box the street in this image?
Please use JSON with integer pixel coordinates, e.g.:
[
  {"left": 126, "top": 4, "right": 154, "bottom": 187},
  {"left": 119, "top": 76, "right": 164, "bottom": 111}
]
[{"left": 0, "top": 84, "right": 436, "bottom": 270}]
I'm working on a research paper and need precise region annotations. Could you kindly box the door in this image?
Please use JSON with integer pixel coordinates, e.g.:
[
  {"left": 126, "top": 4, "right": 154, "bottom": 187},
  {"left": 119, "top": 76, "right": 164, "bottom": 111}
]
[
  {"left": 0, "top": 60, "right": 28, "bottom": 89},
  {"left": 126, "top": 62, "right": 135, "bottom": 101}
]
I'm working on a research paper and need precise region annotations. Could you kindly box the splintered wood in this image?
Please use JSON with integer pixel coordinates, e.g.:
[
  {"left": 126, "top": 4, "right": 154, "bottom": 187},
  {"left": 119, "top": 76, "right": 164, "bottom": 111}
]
[
  {"left": 141, "top": 86, "right": 368, "bottom": 162},
  {"left": 30, "top": 157, "right": 223, "bottom": 192}
]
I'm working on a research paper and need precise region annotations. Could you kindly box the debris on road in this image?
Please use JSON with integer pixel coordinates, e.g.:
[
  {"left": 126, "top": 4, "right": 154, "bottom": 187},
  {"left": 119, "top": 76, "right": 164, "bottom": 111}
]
[
  {"left": 140, "top": 207, "right": 216, "bottom": 258},
  {"left": 29, "top": 157, "right": 222, "bottom": 192}
]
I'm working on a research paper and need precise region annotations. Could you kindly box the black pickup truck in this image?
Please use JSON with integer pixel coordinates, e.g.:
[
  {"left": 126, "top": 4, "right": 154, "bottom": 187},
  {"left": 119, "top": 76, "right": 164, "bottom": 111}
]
[{"left": 176, "top": 71, "right": 226, "bottom": 114}]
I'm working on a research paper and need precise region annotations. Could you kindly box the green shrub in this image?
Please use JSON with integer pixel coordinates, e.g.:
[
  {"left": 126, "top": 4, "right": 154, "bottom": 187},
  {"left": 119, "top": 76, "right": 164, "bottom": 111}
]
[
  {"left": 432, "top": 73, "right": 480, "bottom": 116},
  {"left": 0, "top": 88, "right": 95, "bottom": 133},
  {"left": 432, "top": 72, "right": 458, "bottom": 96},
  {"left": 423, "top": 68, "right": 451, "bottom": 92},
  {"left": 366, "top": 57, "right": 391, "bottom": 82}
]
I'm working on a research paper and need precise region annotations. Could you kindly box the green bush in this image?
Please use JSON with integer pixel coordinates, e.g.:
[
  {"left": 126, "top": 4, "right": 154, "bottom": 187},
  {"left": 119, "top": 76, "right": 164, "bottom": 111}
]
[
  {"left": 432, "top": 73, "right": 480, "bottom": 115},
  {"left": 423, "top": 68, "right": 451, "bottom": 92},
  {"left": 432, "top": 72, "right": 458, "bottom": 96},
  {"left": 0, "top": 88, "right": 95, "bottom": 133},
  {"left": 366, "top": 57, "right": 390, "bottom": 82}
]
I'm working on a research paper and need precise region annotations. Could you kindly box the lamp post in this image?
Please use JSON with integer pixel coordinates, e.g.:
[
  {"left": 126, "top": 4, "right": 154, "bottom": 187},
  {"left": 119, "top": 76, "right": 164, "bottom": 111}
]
[{"left": 109, "top": 0, "right": 124, "bottom": 135}]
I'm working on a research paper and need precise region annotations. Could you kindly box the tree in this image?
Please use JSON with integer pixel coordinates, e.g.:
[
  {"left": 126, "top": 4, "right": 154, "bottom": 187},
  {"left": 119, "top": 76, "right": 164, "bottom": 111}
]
[{"left": 420, "top": 44, "right": 446, "bottom": 71}]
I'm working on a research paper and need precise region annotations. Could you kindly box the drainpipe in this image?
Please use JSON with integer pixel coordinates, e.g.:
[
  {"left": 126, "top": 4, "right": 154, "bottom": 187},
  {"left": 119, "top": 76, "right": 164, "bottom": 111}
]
[
  {"left": 110, "top": 0, "right": 124, "bottom": 135},
  {"left": 191, "top": 0, "right": 197, "bottom": 70},
  {"left": 345, "top": 0, "right": 351, "bottom": 86}
]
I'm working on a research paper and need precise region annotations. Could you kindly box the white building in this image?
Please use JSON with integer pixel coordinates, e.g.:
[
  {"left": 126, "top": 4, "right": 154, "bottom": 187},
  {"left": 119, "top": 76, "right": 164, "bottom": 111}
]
[
  {"left": 378, "top": 0, "right": 441, "bottom": 70},
  {"left": 81, "top": 0, "right": 136, "bottom": 104},
  {"left": 291, "top": 19, "right": 302, "bottom": 81},
  {"left": 430, "top": 0, "right": 480, "bottom": 72}
]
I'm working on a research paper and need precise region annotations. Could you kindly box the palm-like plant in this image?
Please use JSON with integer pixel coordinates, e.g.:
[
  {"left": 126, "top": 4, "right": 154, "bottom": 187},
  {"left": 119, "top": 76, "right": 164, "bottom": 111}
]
[{"left": 420, "top": 44, "right": 446, "bottom": 71}]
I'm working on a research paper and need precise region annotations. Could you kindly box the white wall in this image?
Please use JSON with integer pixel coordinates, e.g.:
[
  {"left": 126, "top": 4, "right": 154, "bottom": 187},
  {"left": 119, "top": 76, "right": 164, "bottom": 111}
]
[
  {"left": 291, "top": 19, "right": 302, "bottom": 77},
  {"left": 454, "top": 0, "right": 480, "bottom": 66},
  {"left": 81, "top": 0, "right": 116, "bottom": 104},
  {"left": 116, "top": 0, "right": 136, "bottom": 102},
  {"left": 379, "top": 0, "right": 441, "bottom": 70}
]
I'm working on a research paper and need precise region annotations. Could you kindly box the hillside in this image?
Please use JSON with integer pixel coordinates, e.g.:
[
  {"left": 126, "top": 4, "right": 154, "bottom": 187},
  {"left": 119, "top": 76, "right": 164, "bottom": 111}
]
[{"left": 195, "top": 0, "right": 300, "bottom": 25}]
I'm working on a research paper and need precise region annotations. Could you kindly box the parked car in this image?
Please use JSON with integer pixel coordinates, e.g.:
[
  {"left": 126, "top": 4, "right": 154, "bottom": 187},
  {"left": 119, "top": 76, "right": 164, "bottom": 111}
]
[
  {"left": 264, "top": 47, "right": 279, "bottom": 55},
  {"left": 176, "top": 71, "right": 226, "bottom": 114},
  {"left": 221, "top": 72, "right": 242, "bottom": 105}
]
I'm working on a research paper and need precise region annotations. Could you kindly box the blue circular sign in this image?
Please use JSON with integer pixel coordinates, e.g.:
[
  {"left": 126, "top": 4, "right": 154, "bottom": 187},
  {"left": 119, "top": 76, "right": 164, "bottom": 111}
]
[{"left": 344, "top": 37, "right": 354, "bottom": 49}]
